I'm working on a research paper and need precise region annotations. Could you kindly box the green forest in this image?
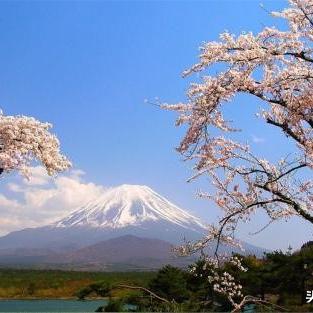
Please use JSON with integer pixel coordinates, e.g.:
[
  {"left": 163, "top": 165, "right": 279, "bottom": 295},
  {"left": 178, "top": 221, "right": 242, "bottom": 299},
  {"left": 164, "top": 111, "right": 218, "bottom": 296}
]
[
  {"left": 80, "top": 243, "right": 313, "bottom": 312},
  {"left": 2, "top": 242, "right": 313, "bottom": 312},
  {"left": 0, "top": 270, "right": 155, "bottom": 299}
]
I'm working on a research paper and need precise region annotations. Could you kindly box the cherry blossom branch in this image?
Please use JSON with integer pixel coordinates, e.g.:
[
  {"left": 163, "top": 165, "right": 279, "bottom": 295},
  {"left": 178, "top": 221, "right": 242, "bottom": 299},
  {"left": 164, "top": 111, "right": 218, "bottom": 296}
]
[
  {"left": 231, "top": 295, "right": 288, "bottom": 312},
  {"left": 113, "top": 284, "right": 170, "bottom": 303},
  {"left": 164, "top": 0, "right": 313, "bottom": 309}
]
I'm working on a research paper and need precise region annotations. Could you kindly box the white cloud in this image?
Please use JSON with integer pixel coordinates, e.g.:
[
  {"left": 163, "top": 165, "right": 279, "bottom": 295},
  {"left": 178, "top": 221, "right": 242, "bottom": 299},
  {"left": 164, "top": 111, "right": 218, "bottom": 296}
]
[
  {"left": 251, "top": 134, "right": 265, "bottom": 144},
  {"left": 0, "top": 166, "right": 106, "bottom": 235},
  {"left": 22, "top": 166, "right": 52, "bottom": 186}
]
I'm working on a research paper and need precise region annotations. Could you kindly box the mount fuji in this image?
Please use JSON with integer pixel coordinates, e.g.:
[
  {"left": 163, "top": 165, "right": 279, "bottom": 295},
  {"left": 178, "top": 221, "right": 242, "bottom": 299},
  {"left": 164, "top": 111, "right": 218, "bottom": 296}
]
[
  {"left": 0, "top": 185, "right": 207, "bottom": 251},
  {"left": 0, "top": 184, "right": 266, "bottom": 269},
  {"left": 54, "top": 184, "right": 206, "bottom": 232}
]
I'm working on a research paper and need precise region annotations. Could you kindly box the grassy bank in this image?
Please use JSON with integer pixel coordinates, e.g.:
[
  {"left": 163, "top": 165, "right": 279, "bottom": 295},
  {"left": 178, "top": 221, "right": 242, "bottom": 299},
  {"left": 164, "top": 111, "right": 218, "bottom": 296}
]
[{"left": 0, "top": 269, "right": 155, "bottom": 299}]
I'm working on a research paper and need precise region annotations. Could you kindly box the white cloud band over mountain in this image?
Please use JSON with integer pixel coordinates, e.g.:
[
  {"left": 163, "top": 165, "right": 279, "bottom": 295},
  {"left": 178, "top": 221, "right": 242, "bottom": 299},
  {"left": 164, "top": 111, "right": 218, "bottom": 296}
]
[{"left": 0, "top": 166, "right": 106, "bottom": 235}]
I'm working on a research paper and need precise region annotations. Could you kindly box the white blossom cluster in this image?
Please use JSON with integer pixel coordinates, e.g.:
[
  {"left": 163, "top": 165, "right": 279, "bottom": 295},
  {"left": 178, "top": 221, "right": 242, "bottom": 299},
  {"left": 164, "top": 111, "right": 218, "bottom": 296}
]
[
  {"left": 213, "top": 272, "right": 243, "bottom": 300},
  {"left": 189, "top": 255, "right": 246, "bottom": 308},
  {"left": 229, "top": 256, "right": 248, "bottom": 272},
  {"left": 0, "top": 112, "right": 71, "bottom": 177}
]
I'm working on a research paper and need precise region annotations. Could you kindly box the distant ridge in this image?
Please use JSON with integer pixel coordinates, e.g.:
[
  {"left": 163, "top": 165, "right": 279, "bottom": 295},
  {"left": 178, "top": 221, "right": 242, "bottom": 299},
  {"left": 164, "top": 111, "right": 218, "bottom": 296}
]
[{"left": 44, "top": 235, "right": 195, "bottom": 270}]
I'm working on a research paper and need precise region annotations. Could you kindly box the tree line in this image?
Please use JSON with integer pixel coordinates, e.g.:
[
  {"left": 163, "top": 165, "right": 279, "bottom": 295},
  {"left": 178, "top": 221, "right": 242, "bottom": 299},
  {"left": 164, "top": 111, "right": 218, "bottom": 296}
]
[{"left": 77, "top": 241, "right": 313, "bottom": 312}]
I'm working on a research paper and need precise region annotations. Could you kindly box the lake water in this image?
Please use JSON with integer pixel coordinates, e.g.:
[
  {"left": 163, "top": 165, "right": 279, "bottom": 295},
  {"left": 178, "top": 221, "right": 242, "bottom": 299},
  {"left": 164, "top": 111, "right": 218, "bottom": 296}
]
[{"left": 0, "top": 299, "right": 108, "bottom": 312}]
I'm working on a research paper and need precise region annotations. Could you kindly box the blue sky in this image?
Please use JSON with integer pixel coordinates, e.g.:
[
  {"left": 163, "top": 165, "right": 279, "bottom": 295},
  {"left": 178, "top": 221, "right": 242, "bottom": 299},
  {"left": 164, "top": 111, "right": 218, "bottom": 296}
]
[{"left": 0, "top": 0, "right": 311, "bottom": 250}]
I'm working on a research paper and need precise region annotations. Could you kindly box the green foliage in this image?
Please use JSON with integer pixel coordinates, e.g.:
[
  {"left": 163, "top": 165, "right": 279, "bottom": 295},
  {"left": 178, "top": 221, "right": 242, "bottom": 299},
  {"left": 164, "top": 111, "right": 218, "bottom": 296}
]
[
  {"left": 242, "top": 248, "right": 313, "bottom": 301},
  {"left": 148, "top": 265, "right": 189, "bottom": 303},
  {"left": 121, "top": 263, "right": 228, "bottom": 312},
  {"left": 236, "top": 246, "right": 313, "bottom": 308},
  {"left": 76, "top": 282, "right": 111, "bottom": 300}
]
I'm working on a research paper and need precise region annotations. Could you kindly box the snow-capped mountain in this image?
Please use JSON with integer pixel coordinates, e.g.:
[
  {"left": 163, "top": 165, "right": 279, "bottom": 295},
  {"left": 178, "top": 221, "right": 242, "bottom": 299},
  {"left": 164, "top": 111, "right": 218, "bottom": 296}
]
[
  {"left": 54, "top": 184, "right": 205, "bottom": 232},
  {"left": 0, "top": 185, "right": 207, "bottom": 251},
  {"left": 0, "top": 184, "right": 268, "bottom": 268}
]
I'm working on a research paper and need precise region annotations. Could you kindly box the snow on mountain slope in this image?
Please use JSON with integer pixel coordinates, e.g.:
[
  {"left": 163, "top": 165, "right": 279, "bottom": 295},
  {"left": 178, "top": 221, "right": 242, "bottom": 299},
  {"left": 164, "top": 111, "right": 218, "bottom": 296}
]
[{"left": 54, "top": 184, "right": 206, "bottom": 232}]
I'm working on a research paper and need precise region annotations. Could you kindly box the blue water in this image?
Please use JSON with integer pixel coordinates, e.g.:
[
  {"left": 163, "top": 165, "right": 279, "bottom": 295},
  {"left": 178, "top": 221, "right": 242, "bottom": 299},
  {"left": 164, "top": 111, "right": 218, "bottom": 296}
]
[{"left": 0, "top": 299, "right": 108, "bottom": 312}]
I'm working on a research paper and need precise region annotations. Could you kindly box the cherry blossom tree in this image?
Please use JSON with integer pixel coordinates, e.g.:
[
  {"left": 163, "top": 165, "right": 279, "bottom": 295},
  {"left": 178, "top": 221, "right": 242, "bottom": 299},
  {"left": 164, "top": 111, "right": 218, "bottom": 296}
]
[
  {"left": 164, "top": 0, "right": 313, "bottom": 309},
  {"left": 0, "top": 111, "right": 71, "bottom": 178}
]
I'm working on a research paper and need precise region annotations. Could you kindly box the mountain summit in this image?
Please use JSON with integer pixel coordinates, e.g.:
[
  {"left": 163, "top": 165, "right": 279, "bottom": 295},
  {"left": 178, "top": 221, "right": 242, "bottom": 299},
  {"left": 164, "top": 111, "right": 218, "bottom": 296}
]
[{"left": 54, "top": 184, "right": 205, "bottom": 231}]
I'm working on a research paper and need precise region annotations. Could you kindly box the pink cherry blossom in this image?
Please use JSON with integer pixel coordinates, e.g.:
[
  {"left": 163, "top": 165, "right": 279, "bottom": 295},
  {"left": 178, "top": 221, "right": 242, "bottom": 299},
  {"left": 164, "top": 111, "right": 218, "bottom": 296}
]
[{"left": 0, "top": 111, "right": 71, "bottom": 177}]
